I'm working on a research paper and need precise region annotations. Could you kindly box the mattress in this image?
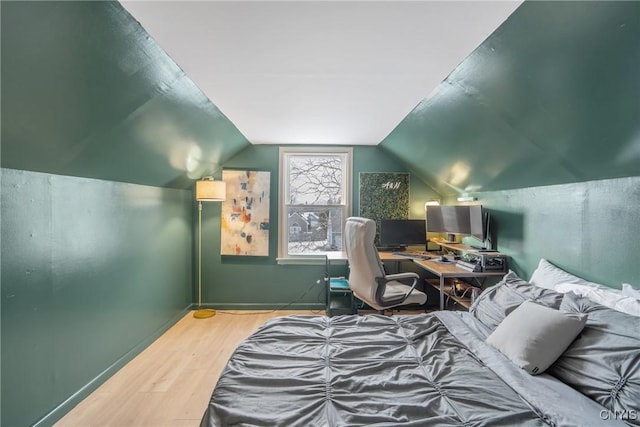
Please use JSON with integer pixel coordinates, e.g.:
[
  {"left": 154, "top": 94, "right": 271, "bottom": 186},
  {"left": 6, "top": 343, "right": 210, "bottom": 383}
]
[{"left": 200, "top": 311, "right": 620, "bottom": 426}]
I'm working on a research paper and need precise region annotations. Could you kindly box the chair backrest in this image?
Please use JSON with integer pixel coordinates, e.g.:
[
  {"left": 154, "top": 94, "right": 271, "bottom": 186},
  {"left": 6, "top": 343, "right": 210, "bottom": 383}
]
[{"left": 344, "top": 217, "right": 386, "bottom": 306}]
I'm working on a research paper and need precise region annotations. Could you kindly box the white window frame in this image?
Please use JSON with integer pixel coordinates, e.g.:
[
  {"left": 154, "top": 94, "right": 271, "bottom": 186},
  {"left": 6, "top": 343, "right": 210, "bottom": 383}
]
[{"left": 278, "top": 146, "right": 352, "bottom": 264}]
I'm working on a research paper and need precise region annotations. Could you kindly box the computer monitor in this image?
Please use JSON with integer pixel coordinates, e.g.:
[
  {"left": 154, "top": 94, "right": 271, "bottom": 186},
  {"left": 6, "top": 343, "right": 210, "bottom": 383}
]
[
  {"left": 426, "top": 205, "right": 488, "bottom": 244},
  {"left": 469, "top": 205, "right": 484, "bottom": 241},
  {"left": 426, "top": 206, "right": 471, "bottom": 239},
  {"left": 379, "top": 219, "right": 427, "bottom": 250}
]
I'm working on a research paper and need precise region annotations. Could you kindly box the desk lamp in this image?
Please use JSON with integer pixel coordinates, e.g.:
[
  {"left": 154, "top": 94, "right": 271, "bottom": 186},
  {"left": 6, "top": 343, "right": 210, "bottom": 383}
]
[{"left": 194, "top": 177, "right": 226, "bottom": 319}]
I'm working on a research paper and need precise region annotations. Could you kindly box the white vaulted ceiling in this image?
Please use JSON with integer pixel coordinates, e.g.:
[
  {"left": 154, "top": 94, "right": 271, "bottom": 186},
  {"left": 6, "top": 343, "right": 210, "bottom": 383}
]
[{"left": 121, "top": 1, "right": 521, "bottom": 145}]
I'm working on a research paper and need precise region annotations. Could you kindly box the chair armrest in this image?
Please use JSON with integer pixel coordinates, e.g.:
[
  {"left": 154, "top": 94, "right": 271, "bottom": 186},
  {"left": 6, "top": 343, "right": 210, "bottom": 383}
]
[
  {"left": 375, "top": 272, "right": 421, "bottom": 308},
  {"left": 385, "top": 272, "right": 419, "bottom": 281}
]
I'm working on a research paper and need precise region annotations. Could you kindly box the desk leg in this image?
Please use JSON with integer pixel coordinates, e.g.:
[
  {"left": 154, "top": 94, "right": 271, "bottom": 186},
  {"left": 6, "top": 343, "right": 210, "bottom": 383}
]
[
  {"left": 325, "top": 256, "right": 330, "bottom": 316},
  {"left": 440, "top": 276, "right": 445, "bottom": 311}
]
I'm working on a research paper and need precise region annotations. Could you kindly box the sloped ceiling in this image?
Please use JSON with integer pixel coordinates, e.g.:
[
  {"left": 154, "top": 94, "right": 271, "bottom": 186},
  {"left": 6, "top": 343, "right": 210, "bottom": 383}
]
[
  {"left": 380, "top": 1, "right": 640, "bottom": 195},
  {"left": 120, "top": 1, "right": 521, "bottom": 146},
  {"left": 1, "top": 1, "right": 250, "bottom": 188},
  {"left": 2, "top": 1, "right": 638, "bottom": 194}
]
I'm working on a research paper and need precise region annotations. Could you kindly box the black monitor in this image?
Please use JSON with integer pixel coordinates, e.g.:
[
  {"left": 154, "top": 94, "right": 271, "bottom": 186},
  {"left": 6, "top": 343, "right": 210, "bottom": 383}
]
[{"left": 379, "top": 219, "right": 426, "bottom": 250}]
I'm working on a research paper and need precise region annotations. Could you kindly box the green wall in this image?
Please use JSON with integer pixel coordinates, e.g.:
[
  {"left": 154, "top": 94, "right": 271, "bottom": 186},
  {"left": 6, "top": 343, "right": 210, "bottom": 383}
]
[
  {"left": 2, "top": 1, "right": 638, "bottom": 425},
  {"left": 1, "top": 1, "right": 250, "bottom": 188},
  {"left": 470, "top": 177, "right": 640, "bottom": 288},
  {"left": 379, "top": 0, "right": 640, "bottom": 292},
  {"left": 231, "top": 161, "right": 640, "bottom": 295},
  {"left": 1, "top": 169, "right": 193, "bottom": 427},
  {"left": 199, "top": 145, "right": 439, "bottom": 309},
  {"left": 380, "top": 0, "right": 640, "bottom": 196},
  {"left": 0, "top": 2, "right": 244, "bottom": 425}
]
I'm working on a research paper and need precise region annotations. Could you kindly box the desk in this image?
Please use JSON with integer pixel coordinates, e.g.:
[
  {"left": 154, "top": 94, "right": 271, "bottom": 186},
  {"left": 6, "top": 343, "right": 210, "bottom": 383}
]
[
  {"left": 325, "top": 251, "right": 407, "bottom": 263},
  {"left": 413, "top": 259, "right": 506, "bottom": 310},
  {"left": 326, "top": 251, "right": 502, "bottom": 312}
]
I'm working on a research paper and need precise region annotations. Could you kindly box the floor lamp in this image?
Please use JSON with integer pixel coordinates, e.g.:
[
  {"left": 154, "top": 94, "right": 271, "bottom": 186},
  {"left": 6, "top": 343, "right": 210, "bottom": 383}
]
[{"left": 194, "top": 177, "right": 226, "bottom": 319}]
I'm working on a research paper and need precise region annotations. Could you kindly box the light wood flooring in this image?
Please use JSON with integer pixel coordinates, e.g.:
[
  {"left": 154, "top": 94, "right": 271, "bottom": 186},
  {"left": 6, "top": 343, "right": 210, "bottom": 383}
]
[{"left": 55, "top": 310, "right": 317, "bottom": 427}]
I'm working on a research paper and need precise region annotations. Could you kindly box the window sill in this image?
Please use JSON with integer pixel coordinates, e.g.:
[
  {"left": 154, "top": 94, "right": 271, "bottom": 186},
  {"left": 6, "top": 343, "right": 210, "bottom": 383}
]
[{"left": 276, "top": 256, "right": 327, "bottom": 266}]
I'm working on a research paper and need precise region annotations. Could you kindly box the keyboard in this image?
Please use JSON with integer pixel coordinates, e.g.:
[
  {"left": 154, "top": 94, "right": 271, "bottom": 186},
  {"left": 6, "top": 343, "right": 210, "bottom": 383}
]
[{"left": 391, "top": 251, "right": 431, "bottom": 260}]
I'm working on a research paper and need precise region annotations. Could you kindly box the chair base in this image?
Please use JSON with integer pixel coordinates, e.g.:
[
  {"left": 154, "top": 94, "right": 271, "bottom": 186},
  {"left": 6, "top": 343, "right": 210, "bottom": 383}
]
[{"left": 355, "top": 302, "right": 434, "bottom": 316}]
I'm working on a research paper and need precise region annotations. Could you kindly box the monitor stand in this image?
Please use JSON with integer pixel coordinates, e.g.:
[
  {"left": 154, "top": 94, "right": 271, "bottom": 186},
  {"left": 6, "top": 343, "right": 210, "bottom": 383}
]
[{"left": 446, "top": 233, "right": 457, "bottom": 243}]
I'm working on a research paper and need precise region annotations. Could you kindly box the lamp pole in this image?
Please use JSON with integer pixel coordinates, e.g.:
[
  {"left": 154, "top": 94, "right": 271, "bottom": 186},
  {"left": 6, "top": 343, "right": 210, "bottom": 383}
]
[
  {"left": 194, "top": 200, "right": 216, "bottom": 318},
  {"left": 193, "top": 177, "right": 226, "bottom": 319}
]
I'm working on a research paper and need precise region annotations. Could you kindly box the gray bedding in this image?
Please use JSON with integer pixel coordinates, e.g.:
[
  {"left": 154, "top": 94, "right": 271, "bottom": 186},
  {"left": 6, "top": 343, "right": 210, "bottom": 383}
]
[{"left": 200, "top": 311, "right": 620, "bottom": 426}]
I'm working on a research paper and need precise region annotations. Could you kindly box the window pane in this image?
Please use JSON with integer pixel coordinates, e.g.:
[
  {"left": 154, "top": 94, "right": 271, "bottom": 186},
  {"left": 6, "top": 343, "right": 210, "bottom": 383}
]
[
  {"left": 278, "top": 147, "right": 351, "bottom": 260},
  {"left": 287, "top": 155, "right": 343, "bottom": 205},
  {"left": 287, "top": 206, "right": 344, "bottom": 254}
]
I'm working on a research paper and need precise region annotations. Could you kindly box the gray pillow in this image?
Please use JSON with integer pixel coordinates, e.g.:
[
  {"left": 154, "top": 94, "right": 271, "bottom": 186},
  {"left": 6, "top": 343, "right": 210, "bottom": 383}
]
[
  {"left": 486, "top": 300, "right": 587, "bottom": 375},
  {"left": 470, "top": 270, "right": 564, "bottom": 330},
  {"left": 548, "top": 292, "right": 640, "bottom": 421}
]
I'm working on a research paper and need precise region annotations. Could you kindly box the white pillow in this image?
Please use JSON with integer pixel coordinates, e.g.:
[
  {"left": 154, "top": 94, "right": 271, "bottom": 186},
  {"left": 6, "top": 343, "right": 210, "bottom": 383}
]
[
  {"left": 554, "top": 282, "right": 622, "bottom": 299},
  {"left": 529, "top": 258, "right": 605, "bottom": 290},
  {"left": 555, "top": 283, "right": 640, "bottom": 317},
  {"left": 622, "top": 283, "right": 640, "bottom": 299},
  {"left": 486, "top": 300, "right": 587, "bottom": 375},
  {"left": 613, "top": 296, "right": 640, "bottom": 317}
]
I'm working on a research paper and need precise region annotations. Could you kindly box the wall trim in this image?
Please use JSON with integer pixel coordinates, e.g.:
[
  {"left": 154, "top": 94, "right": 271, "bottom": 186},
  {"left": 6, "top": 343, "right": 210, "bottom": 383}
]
[
  {"left": 31, "top": 307, "right": 192, "bottom": 427},
  {"left": 192, "top": 302, "right": 326, "bottom": 311}
]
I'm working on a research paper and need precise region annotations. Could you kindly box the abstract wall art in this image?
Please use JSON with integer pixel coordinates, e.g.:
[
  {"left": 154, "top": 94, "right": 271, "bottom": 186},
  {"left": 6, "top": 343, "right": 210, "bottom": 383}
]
[{"left": 221, "top": 170, "right": 271, "bottom": 256}]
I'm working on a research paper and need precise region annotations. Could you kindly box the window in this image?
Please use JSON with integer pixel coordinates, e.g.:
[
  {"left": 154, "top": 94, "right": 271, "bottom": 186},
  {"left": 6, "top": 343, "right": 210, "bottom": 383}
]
[{"left": 278, "top": 147, "right": 352, "bottom": 261}]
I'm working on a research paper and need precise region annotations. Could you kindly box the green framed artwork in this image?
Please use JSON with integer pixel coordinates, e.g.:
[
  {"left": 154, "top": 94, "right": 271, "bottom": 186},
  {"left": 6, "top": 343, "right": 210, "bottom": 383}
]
[{"left": 359, "top": 172, "right": 410, "bottom": 246}]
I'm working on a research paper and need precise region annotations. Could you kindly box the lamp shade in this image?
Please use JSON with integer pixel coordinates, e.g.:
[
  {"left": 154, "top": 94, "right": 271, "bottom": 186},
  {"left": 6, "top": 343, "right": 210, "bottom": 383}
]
[{"left": 196, "top": 179, "right": 226, "bottom": 201}]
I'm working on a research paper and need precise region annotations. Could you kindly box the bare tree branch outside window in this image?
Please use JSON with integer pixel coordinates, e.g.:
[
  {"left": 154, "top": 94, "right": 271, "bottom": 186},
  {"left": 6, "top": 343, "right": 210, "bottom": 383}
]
[
  {"left": 288, "top": 156, "right": 342, "bottom": 205},
  {"left": 284, "top": 153, "right": 348, "bottom": 255}
]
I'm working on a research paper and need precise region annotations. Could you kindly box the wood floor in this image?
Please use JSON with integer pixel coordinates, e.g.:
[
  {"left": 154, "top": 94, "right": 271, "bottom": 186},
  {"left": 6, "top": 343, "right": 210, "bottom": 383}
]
[{"left": 55, "top": 310, "right": 317, "bottom": 427}]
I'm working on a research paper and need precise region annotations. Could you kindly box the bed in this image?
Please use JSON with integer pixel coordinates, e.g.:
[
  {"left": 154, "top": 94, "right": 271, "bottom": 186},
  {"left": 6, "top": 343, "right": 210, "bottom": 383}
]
[{"left": 201, "top": 263, "right": 640, "bottom": 426}]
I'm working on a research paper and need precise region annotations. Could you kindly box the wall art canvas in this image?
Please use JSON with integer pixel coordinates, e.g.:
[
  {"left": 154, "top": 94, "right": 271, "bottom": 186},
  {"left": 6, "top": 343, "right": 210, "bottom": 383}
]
[
  {"left": 221, "top": 170, "right": 270, "bottom": 256},
  {"left": 359, "top": 172, "right": 410, "bottom": 245}
]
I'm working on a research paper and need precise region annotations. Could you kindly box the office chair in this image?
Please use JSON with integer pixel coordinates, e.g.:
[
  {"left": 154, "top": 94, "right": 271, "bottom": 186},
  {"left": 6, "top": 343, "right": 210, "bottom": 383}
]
[{"left": 344, "top": 217, "right": 427, "bottom": 312}]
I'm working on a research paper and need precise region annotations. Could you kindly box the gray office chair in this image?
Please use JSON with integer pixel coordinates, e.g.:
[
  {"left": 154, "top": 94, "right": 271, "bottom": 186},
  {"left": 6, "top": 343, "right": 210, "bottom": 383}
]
[{"left": 344, "top": 217, "right": 427, "bottom": 312}]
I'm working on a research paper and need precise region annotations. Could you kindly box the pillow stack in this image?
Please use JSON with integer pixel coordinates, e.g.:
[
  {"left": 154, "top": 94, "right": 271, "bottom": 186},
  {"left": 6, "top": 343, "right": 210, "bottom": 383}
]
[{"left": 529, "top": 258, "right": 640, "bottom": 317}]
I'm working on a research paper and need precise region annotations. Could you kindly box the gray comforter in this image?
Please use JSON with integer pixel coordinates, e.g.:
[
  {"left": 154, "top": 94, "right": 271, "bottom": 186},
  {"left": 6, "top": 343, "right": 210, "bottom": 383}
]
[{"left": 201, "top": 312, "right": 621, "bottom": 426}]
